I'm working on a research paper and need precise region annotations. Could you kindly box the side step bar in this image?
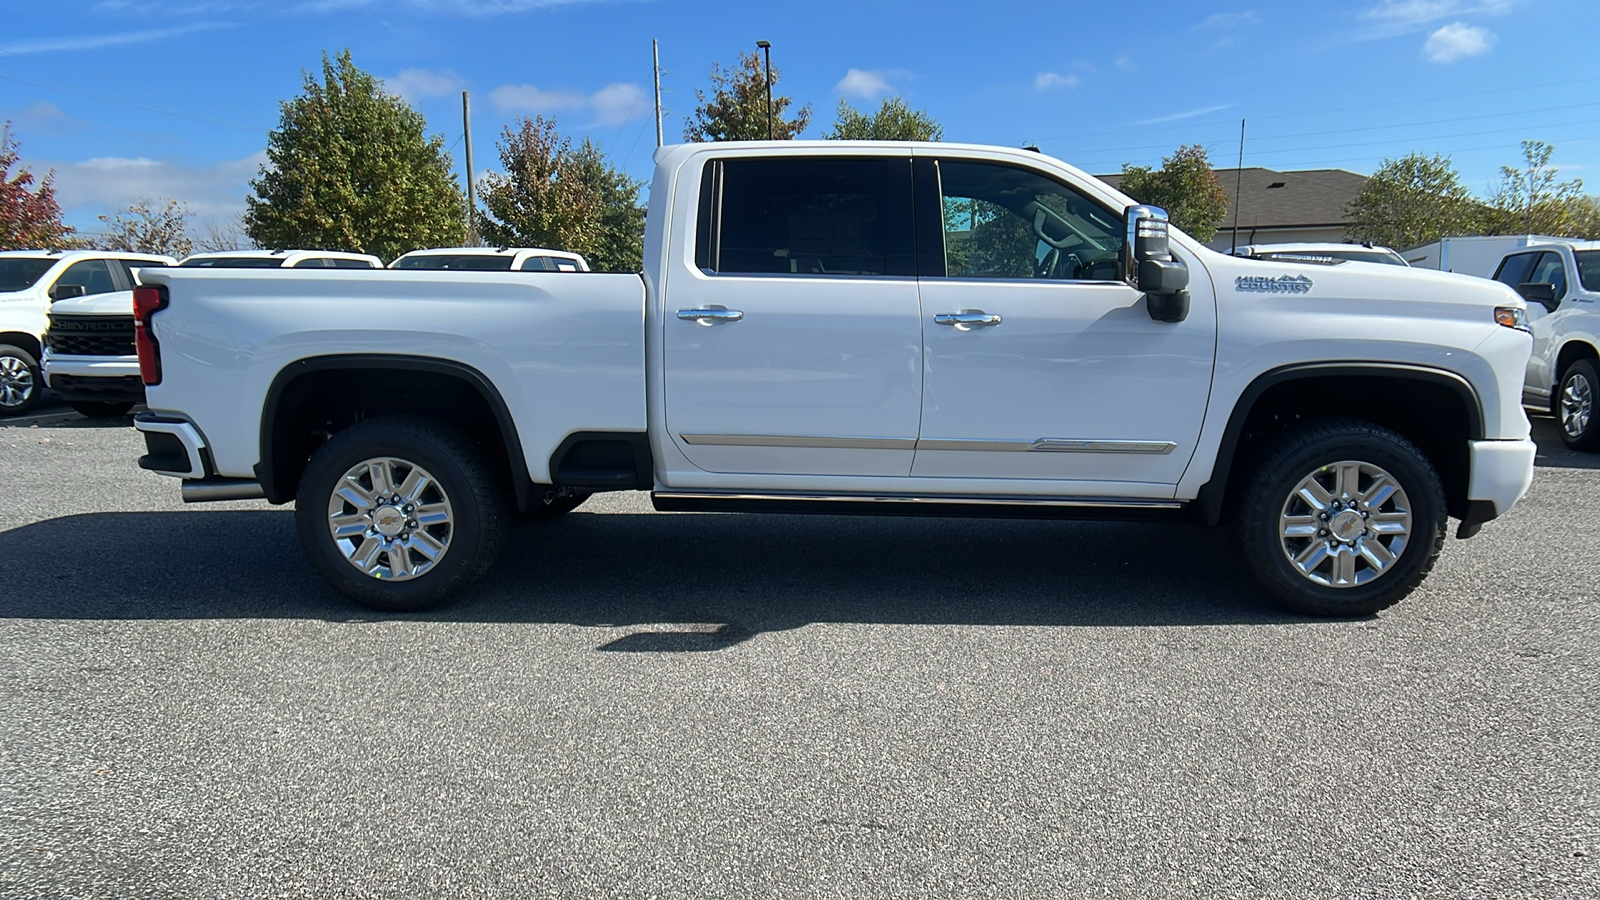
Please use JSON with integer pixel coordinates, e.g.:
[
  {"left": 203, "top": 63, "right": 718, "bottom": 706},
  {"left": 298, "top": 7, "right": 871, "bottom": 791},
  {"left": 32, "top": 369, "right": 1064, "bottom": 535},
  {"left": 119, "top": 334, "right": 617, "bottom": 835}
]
[{"left": 651, "top": 492, "right": 1185, "bottom": 522}]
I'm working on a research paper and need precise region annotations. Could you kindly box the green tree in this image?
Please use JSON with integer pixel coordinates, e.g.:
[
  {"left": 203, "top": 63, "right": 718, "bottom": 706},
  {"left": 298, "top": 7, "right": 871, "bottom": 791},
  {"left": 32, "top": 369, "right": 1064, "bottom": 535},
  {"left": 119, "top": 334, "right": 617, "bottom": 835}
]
[
  {"left": 1118, "top": 145, "right": 1230, "bottom": 242},
  {"left": 1345, "top": 152, "right": 1484, "bottom": 249},
  {"left": 96, "top": 197, "right": 193, "bottom": 258},
  {"left": 477, "top": 116, "right": 645, "bottom": 273},
  {"left": 684, "top": 51, "right": 811, "bottom": 142},
  {"left": 825, "top": 97, "right": 942, "bottom": 141},
  {"left": 1487, "top": 140, "right": 1585, "bottom": 236},
  {"left": 245, "top": 50, "right": 465, "bottom": 260},
  {"left": 1, "top": 122, "right": 75, "bottom": 250}
]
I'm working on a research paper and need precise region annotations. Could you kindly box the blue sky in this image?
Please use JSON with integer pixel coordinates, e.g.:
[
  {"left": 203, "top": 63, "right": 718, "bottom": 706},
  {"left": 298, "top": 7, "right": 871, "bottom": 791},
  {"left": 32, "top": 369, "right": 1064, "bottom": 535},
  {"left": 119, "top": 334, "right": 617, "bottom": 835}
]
[{"left": 4, "top": 0, "right": 1599, "bottom": 237}]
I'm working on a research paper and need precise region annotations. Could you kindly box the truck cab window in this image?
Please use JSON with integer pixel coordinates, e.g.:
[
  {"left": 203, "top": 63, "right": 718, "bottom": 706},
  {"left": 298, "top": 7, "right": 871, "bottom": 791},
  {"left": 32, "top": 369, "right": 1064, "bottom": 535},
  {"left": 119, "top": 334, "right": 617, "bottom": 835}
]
[
  {"left": 1492, "top": 252, "right": 1538, "bottom": 290},
  {"left": 696, "top": 157, "right": 913, "bottom": 277},
  {"left": 936, "top": 160, "right": 1124, "bottom": 281},
  {"left": 1528, "top": 252, "right": 1568, "bottom": 304},
  {"left": 55, "top": 259, "right": 117, "bottom": 297}
]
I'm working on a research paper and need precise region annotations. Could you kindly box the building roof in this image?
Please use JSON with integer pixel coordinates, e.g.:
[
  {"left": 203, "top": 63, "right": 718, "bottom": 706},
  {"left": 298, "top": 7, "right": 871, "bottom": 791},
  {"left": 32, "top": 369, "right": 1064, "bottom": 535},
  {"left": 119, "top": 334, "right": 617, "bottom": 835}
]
[{"left": 1097, "top": 167, "right": 1368, "bottom": 231}]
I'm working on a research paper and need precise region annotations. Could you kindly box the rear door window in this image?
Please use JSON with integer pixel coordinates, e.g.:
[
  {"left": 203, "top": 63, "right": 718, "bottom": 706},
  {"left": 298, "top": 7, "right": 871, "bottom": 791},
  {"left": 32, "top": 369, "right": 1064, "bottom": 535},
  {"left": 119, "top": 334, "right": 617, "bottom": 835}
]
[{"left": 695, "top": 157, "right": 915, "bottom": 277}]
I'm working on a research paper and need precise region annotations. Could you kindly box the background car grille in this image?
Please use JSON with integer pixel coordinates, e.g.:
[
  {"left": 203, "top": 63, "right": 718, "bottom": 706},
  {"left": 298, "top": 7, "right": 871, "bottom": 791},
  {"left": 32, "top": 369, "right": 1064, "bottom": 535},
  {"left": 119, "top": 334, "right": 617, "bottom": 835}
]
[{"left": 47, "top": 314, "right": 136, "bottom": 357}]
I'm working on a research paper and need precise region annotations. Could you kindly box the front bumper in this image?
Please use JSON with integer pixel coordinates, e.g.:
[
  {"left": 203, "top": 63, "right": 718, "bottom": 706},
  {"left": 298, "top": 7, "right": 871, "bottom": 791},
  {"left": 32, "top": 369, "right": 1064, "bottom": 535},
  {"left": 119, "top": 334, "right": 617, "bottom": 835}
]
[
  {"left": 1458, "top": 437, "right": 1538, "bottom": 537},
  {"left": 42, "top": 353, "right": 145, "bottom": 402}
]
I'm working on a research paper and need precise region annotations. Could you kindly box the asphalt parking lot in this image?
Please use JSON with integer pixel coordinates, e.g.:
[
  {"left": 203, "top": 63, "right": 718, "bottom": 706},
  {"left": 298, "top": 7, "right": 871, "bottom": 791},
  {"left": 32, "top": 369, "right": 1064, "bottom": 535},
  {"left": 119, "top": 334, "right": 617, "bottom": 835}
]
[{"left": 1, "top": 410, "right": 1596, "bottom": 899}]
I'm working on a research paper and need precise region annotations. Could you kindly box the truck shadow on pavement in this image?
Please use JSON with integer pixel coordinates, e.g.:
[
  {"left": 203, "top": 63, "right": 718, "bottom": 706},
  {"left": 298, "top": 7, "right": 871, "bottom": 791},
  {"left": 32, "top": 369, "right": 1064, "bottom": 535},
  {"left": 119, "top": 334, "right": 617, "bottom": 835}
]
[
  {"left": 0, "top": 507, "right": 1311, "bottom": 644},
  {"left": 1529, "top": 414, "right": 1600, "bottom": 470}
]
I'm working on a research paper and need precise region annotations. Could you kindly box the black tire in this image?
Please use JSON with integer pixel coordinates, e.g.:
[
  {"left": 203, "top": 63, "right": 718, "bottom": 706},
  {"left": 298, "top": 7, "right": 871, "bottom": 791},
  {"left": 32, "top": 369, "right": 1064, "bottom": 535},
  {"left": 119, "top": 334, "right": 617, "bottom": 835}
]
[
  {"left": 1555, "top": 358, "right": 1600, "bottom": 452},
  {"left": 295, "top": 416, "right": 509, "bottom": 612},
  {"left": 70, "top": 401, "right": 134, "bottom": 419},
  {"left": 1237, "top": 418, "right": 1447, "bottom": 617},
  {"left": 519, "top": 489, "right": 589, "bottom": 521},
  {"left": 0, "top": 343, "right": 43, "bottom": 417}
]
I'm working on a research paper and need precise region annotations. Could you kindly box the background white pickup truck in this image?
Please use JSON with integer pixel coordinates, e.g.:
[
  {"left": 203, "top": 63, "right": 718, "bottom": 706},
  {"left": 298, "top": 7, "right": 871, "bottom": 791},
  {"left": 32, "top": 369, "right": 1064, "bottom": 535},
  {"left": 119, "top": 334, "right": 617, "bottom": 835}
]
[
  {"left": 131, "top": 141, "right": 1537, "bottom": 618},
  {"left": 0, "top": 249, "right": 174, "bottom": 416},
  {"left": 1488, "top": 240, "right": 1600, "bottom": 450}
]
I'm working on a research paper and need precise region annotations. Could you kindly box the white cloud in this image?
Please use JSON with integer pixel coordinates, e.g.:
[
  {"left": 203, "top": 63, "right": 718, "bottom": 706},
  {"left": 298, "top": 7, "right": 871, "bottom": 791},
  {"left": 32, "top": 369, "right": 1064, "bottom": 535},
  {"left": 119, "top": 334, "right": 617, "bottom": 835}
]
[
  {"left": 488, "top": 82, "right": 648, "bottom": 125},
  {"left": 590, "top": 83, "right": 647, "bottom": 126},
  {"left": 1114, "top": 53, "right": 1137, "bottom": 72},
  {"left": 0, "top": 22, "right": 230, "bottom": 56},
  {"left": 1134, "top": 104, "right": 1233, "bottom": 125},
  {"left": 1193, "top": 11, "right": 1258, "bottom": 30},
  {"left": 381, "top": 68, "right": 467, "bottom": 104},
  {"left": 46, "top": 152, "right": 265, "bottom": 228},
  {"left": 1034, "top": 72, "right": 1080, "bottom": 91},
  {"left": 1423, "top": 22, "right": 1495, "bottom": 62},
  {"left": 835, "top": 69, "right": 906, "bottom": 100},
  {"left": 1359, "top": 1, "right": 1516, "bottom": 35}
]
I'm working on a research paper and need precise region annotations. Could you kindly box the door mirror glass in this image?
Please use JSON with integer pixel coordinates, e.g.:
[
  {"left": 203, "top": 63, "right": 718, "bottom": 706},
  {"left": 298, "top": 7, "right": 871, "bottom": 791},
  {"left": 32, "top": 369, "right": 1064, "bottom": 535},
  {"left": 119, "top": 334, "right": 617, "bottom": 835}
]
[{"left": 50, "top": 283, "right": 87, "bottom": 300}]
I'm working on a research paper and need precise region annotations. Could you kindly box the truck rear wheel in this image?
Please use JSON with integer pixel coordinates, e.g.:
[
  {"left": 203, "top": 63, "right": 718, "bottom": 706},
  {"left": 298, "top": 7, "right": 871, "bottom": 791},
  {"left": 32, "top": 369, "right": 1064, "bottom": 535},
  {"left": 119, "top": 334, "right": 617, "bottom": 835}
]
[
  {"left": 0, "top": 344, "right": 42, "bottom": 417},
  {"left": 1237, "top": 419, "right": 1446, "bottom": 617},
  {"left": 295, "top": 416, "right": 508, "bottom": 612},
  {"left": 1556, "top": 358, "right": 1600, "bottom": 451}
]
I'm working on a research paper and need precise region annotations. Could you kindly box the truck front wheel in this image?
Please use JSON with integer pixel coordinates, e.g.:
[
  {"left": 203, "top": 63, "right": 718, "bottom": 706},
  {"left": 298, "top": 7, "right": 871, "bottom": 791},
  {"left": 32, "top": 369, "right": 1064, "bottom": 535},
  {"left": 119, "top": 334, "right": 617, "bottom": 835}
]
[
  {"left": 295, "top": 416, "right": 508, "bottom": 612},
  {"left": 1556, "top": 358, "right": 1600, "bottom": 451},
  {"left": 0, "top": 344, "right": 42, "bottom": 417},
  {"left": 1237, "top": 419, "right": 1446, "bottom": 617}
]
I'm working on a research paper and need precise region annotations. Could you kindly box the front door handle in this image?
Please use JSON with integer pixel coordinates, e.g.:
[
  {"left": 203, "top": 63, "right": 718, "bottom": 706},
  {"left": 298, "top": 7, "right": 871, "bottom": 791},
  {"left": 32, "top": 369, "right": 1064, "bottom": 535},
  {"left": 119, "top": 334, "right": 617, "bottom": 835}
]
[
  {"left": 934, "top": 311, "right": 1002, "bottom": 329},
  {"left": 677, "top": 307, "right": 744, "bottom": 325}
]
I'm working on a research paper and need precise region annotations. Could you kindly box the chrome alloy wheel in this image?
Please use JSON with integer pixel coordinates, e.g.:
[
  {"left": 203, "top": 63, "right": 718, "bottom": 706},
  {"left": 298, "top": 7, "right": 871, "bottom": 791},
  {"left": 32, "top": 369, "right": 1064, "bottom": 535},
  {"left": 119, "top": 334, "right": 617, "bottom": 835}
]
[
  {"left": 0, "top": 353, "right": 35, "bottom": 409},
  {"left": 326, "top": 457, "right": 453, "bottom": 581},
  {"left": 1561, "top": 369, "right": 1593, "bottom": 440},
  {"left": 1278, "top": 460, "right": 1413, "bottom": 588}
]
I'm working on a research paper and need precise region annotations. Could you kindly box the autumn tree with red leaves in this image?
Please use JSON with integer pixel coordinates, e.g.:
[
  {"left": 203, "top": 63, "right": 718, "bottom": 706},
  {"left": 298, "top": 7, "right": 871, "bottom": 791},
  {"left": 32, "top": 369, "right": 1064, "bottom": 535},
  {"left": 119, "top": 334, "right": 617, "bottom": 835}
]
[{"left": 0, "top": 122, "right": 75, "bottom": 250}]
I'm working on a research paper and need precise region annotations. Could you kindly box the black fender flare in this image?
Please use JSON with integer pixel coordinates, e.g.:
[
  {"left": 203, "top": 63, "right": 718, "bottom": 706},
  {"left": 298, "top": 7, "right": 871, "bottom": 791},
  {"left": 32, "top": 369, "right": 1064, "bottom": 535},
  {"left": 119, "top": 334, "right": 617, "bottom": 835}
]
[
  {"left": 1193, "top": 362, "right": 1484, "bottom": 526},
  {"left": 255, "top": 354, "right": 536, "bottom": 510}
]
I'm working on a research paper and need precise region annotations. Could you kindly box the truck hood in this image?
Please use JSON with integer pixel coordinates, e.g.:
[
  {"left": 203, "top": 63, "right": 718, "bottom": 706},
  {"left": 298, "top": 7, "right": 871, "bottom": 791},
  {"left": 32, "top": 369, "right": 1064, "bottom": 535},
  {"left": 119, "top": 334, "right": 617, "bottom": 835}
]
[
  {"left": 1201, "top": 251, "right": 1523, "bottom": 312},
  {"left": 48, "top": 290, "right": 135, "bottom": 316}
]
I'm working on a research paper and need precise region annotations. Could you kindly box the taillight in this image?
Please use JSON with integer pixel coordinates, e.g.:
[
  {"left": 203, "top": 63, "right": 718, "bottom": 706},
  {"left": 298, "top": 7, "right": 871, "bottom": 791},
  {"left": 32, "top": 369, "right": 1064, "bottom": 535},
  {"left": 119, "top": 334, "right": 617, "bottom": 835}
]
[{"left": 133, "top": 285, "right": 167, "bottom": 385}]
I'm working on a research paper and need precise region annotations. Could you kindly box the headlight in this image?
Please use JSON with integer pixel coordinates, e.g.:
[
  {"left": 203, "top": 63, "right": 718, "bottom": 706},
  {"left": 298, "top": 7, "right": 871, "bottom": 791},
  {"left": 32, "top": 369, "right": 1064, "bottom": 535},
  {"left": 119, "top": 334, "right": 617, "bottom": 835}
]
[{"left": 1494, "top": 306, "right": 1529, "bottom": 331}]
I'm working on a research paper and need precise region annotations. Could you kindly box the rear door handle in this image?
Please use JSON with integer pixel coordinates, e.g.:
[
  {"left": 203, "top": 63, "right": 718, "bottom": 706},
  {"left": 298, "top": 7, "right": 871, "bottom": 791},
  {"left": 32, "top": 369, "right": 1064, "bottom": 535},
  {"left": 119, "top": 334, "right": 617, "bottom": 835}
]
[
  {"left": 934, "top": 311, "right": 1002, "bottom": 328},
  {"left": 677, "top": 308, "right": 744, "bottom": 325}
]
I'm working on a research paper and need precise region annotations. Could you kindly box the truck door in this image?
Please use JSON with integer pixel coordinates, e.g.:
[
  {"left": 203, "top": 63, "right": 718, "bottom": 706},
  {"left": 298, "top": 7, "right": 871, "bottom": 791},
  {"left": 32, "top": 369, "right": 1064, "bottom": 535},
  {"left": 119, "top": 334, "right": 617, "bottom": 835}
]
[
  {"left": 662, "top": 155, "right": 922, "bottom": 477},
  {"left": 910, "top": 156, "right": 1217, "bottom": 491}
]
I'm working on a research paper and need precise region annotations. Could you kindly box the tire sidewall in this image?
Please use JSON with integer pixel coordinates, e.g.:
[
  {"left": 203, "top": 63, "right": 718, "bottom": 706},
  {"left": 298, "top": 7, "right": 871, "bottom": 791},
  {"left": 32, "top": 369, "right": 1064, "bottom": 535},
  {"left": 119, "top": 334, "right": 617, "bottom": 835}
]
[
  {"left": 295, "top": 419, "right": 497, "bottom": 611},
  {"left": 0, "top": 344, "right": 42, "bottom": 417},
  {"left": 1241, "top": 424, "right": 1446, "bottom": 616}
]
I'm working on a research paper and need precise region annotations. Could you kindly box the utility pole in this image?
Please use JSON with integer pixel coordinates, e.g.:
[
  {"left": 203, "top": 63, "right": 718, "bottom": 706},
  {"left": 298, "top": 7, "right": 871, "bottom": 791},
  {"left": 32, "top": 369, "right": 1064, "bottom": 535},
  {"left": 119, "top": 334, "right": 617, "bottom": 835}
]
[
  {"left": 463, "top": 90, "right": 478, "bottom": 245},
  {"left": 756, "top": 40, "right": 773, "bottom": 140},
  {"left": 1231, "top": 117, "right": 1245, "bottom": 254},
  {"left": 653, "top": 38, "right": 663, "bottom": 148}
]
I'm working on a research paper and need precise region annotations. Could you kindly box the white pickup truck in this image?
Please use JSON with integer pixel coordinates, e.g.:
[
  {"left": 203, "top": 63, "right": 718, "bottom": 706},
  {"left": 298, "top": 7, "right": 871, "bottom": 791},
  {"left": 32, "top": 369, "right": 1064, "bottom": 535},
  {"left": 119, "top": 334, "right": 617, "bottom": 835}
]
[
  {"left": 1487, "top": 241, "right": 1600, "bottom": 450},
  {"left": 130, "top": 141, "right": 1538, "bottom": 617}
]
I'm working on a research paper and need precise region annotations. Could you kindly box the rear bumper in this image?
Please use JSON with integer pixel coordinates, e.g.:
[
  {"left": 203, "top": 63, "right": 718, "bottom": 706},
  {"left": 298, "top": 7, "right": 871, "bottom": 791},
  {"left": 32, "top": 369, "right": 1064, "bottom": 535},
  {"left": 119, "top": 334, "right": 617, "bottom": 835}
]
[
  {"left": 134, "top": 412, "right": 209, "bottom": 479},
  {"left": 1458, "top": 437, "right": 1537, "bottom": 537}
]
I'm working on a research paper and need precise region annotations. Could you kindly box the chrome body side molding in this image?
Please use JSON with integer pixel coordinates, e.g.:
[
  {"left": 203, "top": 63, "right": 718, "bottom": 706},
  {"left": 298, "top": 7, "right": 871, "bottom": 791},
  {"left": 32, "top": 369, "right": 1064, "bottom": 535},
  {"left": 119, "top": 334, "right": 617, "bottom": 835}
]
[
  {"left": 679, "top": 434, "right": 1177, "bottom": 454},
  {"left": 652, "top": 490, "right": 1185, "bottom": 522}
]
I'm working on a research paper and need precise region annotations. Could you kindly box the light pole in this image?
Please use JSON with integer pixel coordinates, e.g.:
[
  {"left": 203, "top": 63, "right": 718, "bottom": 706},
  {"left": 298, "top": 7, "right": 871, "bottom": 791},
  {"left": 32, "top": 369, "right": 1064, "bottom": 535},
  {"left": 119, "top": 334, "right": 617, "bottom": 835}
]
[{"left": 755, "top": 40, "right": 773, "bottom": 140}]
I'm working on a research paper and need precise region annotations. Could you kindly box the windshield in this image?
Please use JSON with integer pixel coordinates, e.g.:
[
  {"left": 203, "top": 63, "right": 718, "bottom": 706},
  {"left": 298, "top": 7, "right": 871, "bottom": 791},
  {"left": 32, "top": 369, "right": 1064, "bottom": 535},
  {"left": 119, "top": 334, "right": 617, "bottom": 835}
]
[
  {"left": 180, "top": 257, "right": 287, "bottom": 268},
  {"left": 1575, "top": 250, "right": 1600, "bottom": 292},
  {"left": 0, "top": 258, "right": 58, "bottom": 292},
  {"left": 392, "top": 254, "right": 515, "bottom": 271}
]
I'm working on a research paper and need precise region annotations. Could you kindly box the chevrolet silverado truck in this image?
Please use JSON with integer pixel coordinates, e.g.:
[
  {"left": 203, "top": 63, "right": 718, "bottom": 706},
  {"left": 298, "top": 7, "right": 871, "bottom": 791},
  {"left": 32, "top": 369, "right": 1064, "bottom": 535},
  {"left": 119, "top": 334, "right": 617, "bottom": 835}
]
[
  {"left": 130, "top": 141, "right": 1538, "bottom": 617},
  {"left": 1487, "top": 240, "right": 1600, "bottom": 450}
]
